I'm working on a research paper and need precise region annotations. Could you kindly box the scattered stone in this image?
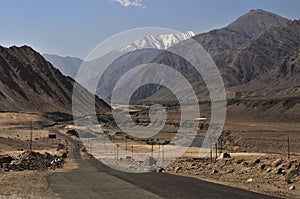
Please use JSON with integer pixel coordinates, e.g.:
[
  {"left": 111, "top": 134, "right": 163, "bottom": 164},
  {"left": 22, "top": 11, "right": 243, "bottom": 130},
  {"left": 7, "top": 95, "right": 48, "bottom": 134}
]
[
  {"left": 62, "top": 152, "right": 68, "bottom": 158},
  {"left": 2, "top": 163, "right": 10, "bottom": 172},
  {"left": 0, "top": 156, "right": 13, "bottom": 166},
  {"left": 149, "top": 165, "right": 157, "bottom": 172},
  {"left": 5, "top": 150, "right": 64, "bottom": 171},
  {"left": 242, "top": 161, "right": 249, "bottom": 167},
  {"left": 175, "top": 166, "right": 182, "bottom": 172},
  {"left": 289, "top": 185, "right": 295, "bottom": 190},
  {"left": 217, "top": 153, "right": 231, "bottom": 160},
  {"left": 211, "top": 169, "right": 219, "bottom": 174},
  {"left": 246, "top": 178, "right": 253, "bottom": 183},
  {"left": 126, "top": 156, "right": 132, "bottom": 160},
  {"left": 157, "top": 167, "right": 165, "bottom": 173},
  {"left": 260, "top": 164, "right": 266, "bottom": 170},
  {"left": 253, "top": 159, "right": 260, "bottom": 164},
  {"left": 275, "top": 167, "right": 286, "bottom": 175},
  {"left": 272, "top": 158, "right": 283, "bottom": 167}
]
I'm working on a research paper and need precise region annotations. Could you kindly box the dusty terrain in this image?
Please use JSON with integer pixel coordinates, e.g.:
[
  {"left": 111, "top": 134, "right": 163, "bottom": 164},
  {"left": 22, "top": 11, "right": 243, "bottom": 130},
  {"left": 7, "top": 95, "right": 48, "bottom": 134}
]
[
  {"left": 166, "top": 153, "right": 300, "bottom": 198},
  {"left": 1, "top": 111, "right": 300, "bottom": 198},
  {"left": 0, "top": 113, "right": 75, "bottom": 198},
  {"left": 0, "top": 158, "right": 77, "bottom": 199},
  {"left": 108, "top": 105, "right": 300, "bottom": 198}
]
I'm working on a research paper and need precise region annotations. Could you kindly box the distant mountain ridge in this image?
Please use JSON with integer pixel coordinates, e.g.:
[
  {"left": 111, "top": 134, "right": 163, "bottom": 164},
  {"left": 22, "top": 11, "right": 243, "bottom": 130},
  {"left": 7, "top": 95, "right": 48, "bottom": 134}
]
[
  {"left": 43, "top": 54, "right": 83, "bottom": 78},
  {"left": 43, "top": 31, "right": 196, "bottom": 80}
]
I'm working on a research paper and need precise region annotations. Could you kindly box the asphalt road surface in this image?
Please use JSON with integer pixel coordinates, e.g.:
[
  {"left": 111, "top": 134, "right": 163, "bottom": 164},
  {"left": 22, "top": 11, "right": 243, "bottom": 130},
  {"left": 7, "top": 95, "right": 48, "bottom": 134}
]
[{"left": 47, "top": 129, "right": 279, "bottom": 199}]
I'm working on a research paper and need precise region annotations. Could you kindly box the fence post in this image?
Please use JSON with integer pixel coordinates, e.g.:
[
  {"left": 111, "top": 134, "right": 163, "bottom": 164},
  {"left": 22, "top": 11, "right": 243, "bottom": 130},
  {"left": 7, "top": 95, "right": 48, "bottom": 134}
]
[
  {"left": 288, "top": 135, "right": 290, "bottom": 159},
  {"left": 220, "top": 138, "right": 222, "bottom": 154},
  {"left": 215, "top": 142, "right": 218, "bottom": 159},
  {"left": 210, "top": 138, "right": 213, "bottom": 162},
  {"left": 116, "top": 144, "right": 119, "bottom": 160}
]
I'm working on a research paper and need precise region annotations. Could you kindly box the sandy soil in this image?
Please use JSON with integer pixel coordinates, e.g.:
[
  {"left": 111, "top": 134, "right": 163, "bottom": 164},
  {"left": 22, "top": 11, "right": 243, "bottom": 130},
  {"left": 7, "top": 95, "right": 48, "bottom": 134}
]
[
  {"left": 0, "top": 170, "right": 57, "bottom": 199},
  {"left": 166, "top": 154, "right": 300, "bottom": 199},
  {"left": 2, "top": 112, "right": 300, "bottom": 198},
  {"left": 0, "top": 113, "right": 77, "bottom": 198},
  {"left": 0, "top": 157, "right": 78, "bottom": 199}
]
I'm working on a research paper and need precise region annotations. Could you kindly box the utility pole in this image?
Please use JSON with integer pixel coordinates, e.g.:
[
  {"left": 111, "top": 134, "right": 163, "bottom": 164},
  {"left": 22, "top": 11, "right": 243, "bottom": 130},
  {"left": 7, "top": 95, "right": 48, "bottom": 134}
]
[
  {"left": 125, "top": 136, "right": 128, "bottom": 154},
  {"left": 215, "top": 142, "right": 218, "bottom": 159},
  {"left": 29, "top": 122, "right": 33, "bottom": 151},
  {"left": 158, "top": 143, "right": 160, "bottom": 163},
  {"left": 116, "top": 144, "right": 119, "bottom": 160},
  {"left": 210, "top": 138, "right": 213, "bottom": 162},
  {"left": 146, "top": 139, "right": 156, "bottom": 157},
  {"left": 288, "top": 135, "right": 290, "bottom": 159},
  {"left": 220, "top": 138, "right": 222, "bottom": 154},
  {"left": 162, "top": 144, "right": 164, "bottom": 166}
]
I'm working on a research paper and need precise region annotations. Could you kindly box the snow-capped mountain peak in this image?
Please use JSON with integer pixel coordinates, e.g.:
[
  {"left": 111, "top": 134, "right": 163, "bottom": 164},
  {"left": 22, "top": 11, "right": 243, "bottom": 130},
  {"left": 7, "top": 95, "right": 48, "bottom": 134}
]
[{"left": 117, "top": 31, "right": 197, "bottom": 53}]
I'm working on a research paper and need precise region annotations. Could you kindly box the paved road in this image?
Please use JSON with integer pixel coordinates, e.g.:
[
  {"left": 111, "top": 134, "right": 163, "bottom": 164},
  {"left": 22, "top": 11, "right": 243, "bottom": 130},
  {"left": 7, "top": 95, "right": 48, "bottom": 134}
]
[{"left": 47, "top": 129, "right": 279, "bottom": 199}]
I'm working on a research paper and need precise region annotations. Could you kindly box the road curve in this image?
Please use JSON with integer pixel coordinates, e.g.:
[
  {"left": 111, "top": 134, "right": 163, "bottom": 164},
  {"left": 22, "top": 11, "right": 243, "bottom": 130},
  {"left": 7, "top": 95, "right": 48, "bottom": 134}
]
[{"left": 47, "top": 128, "right": 279, "bottom": 199}]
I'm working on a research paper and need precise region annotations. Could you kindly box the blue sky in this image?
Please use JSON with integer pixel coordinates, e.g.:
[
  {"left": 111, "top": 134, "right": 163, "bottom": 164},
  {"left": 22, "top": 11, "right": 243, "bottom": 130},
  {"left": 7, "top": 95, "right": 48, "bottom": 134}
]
[{"left": 1, "top": 0, "right": 300, "bottom": 59}]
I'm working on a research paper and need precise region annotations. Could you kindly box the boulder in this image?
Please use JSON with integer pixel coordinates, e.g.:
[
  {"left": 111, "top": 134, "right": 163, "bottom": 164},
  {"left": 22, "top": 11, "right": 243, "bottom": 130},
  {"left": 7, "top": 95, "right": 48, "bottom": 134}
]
[
  {"left": 272, "top": 158, "right": 283, "bottom": 167},
  {"left": 211, "top": 169, "right": 219, "bottom": 174},
  {"left": 157, "top": 167, "right": 165, "bottom": 172},
  {"left": 260, "top": 164, "right": 266, "bottom": 170},
  {"left": 253, "top": 159, "right": 260, "bottom": 164},
  {"left": 217, "top": 153, "right": 231, "bottom": 160},
  {"left": 149, "top": 165, "right": 157, "bottom": 172},
  {"left": 246, "top": 178, "right": 253, "bottom": 183},
  {"left": 175, "top": 166, "right": 182, "bottom": 172},
  {"left": 0, "top": 156, "right": 13, "bottom": 166},
  {"left": 289, "top": 185, "right": 295, "bottom": 190}
]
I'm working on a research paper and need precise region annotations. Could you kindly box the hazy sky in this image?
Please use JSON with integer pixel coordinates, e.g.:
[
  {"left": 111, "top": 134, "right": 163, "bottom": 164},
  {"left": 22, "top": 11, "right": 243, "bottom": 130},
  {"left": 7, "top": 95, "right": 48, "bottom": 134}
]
[{"left": 1, "top": 0, "right": 300, "bottom": 59}]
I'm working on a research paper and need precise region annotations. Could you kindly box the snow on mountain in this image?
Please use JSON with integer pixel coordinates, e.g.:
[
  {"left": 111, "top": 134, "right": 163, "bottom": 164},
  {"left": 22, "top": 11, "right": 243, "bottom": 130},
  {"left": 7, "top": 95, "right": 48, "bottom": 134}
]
[{"left": 117, "top": 31, "right": 196, "bottom": 53}]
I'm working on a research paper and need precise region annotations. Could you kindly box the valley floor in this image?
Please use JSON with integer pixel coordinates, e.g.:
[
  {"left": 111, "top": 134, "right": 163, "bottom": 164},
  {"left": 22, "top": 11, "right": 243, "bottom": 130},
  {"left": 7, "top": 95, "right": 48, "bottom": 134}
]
[{"left": 0, "top": 112, "right": 300, "bottom": 198}]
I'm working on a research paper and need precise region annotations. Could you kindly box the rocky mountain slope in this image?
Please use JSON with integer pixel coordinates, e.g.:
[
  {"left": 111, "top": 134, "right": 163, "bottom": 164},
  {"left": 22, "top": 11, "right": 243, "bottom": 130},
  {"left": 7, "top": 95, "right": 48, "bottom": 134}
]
[
  {"left": 0, "top": 45, "right": 110, "bottom": 120},
  {"left": 43, "top": 9, "right": 300, "bottom": 106},
  {"left": 117, "top": 9, "right": 296, "bottom": 101},
  {"left": 224, "top": 19, "right": 300, "bottom": 98},
  {"left": 194, "top": 9, "right": 291, "bottom": 57}
]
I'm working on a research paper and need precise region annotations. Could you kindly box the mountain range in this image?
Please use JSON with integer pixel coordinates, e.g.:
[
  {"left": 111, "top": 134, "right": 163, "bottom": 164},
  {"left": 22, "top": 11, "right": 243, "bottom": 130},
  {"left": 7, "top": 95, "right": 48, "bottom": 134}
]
[
  {"left": 92, "top": 9, "right": 299, "bottom": 102},
  {"left": 148, "top": 9, "right": 298, "bottom": 100},
  {"left": 1, "top": 9, "right": 299, "bottom": 122},
  {"left": 0, "top": 45, "right": 110, "bottom": 121},
  {"left": 43, "top": 31, "right": 196, "bottom": 81},
  {"left": 44, "top": 9, "right": 300, "bottom": 103}
]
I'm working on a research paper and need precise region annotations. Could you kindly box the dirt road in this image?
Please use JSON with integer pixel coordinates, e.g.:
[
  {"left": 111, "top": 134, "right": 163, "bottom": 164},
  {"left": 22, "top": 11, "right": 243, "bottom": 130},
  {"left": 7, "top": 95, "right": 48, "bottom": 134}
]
[{"left": 47, "top": 128, "right": 279, "bottom": 199}]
